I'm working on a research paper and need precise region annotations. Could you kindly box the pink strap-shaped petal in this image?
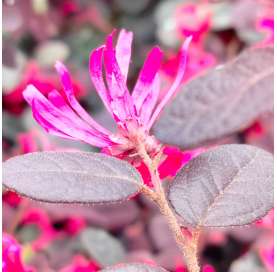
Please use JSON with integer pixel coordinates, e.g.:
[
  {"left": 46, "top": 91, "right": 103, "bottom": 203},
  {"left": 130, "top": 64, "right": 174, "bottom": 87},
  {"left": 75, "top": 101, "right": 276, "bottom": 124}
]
[
  {"left": 139, "top": 75, "right": 160, "bottom": 126},
  {"left": 48, "top": 89, "right": 81, "bottom": 121},
  {"left": 34, "top": 100, "right": 109, "bottom": 147},
  {"left": 147, "top": 36, "right": 192, "bottom": 130},
  {"left": 104, "top": 32, "right": 121, "bottom": 98},
  {"left": 26, "top": 85, "right": 109, "bottom": 143},
  {"left": 89, "top": 46, "right": 113, "bottom": 114},
  {"left": 103, "top": 33, "right": 128, "bottom": 121},
  {"left": 24, "top": 88, "right": 74, "bottom": 139},
  {"left": 104, "top": 33, "right": 135, "bottom": 120},
  {"left": 26, "top": 88, "right": 80, "bottom": 140},
  {"left": 32, "top": 103, "right": 75, "bottom": 140},
  {"left": 55, "top": 61, "right": 111, "bottom": 136},
  {"left": 132, "top": 46, "right": 163, "bottom": 113},
  {"left": 47, "top": 89, "right": 111, "bottom": 142},
  {"left": 23, "top": 85, "right": 111, "bottom": 147},
  {"left": 115, "top": 29, "right": 133, "bottom": 83}
]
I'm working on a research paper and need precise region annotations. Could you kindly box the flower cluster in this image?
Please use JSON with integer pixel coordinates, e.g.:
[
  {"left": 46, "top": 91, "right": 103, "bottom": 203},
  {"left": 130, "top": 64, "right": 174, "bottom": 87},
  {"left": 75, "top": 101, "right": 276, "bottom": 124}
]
[
  {"left": 2, "top": 233, "right": 29, "bottom": 272},
  {"left": 23, "top": 30, "right": 191, "bottom": 161}
]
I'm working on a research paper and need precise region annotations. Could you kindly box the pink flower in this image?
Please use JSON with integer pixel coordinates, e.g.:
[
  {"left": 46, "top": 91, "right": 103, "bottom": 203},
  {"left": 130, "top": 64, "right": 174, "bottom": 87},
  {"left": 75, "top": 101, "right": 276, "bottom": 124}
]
[
  {"left": 62, "top": 217, "right": 86, "bottom": 236},
  {"left": 2, "top": 233, "right": 29, "bottom": 272},
  {"left": 256, "top": 209, "right": 274, "bottom": 229},
  {"left": 136, "top": 146, "right": 204, "bottom": 186},
  {"left": 21, "top": 208, "right": 57, "bottom": 251},
  {"left": 3, "top": 62, "right": 84, "bottom": 115},
  {"left": 257, "top": 17, "right": 274, "bottom": 45},
  {"left": 2, "top": 191, "right": 22, "bottom": 207},
  {"left": 202, "top": 264, "right": 216, "bottom": 272},
  {"left": 259, "top": 244, "right": 274, "bottom": 272},
  {"left": 59, "top": 255, "right": 100, "bottom": 272},
  {"left": 23, "top": 29, "right": 191, "bottom": 161},
  {"left": 58, "top": 0, "right": 79, "bottom": 16},
  {"left": 158, "top": 146, "right": 204, "bottom": 179},
  {"left": 161, "top": 46, "right": 216, "bottom": 85},
  {"left": 175, "top": 3, "right": 211, "bottom": 44}
]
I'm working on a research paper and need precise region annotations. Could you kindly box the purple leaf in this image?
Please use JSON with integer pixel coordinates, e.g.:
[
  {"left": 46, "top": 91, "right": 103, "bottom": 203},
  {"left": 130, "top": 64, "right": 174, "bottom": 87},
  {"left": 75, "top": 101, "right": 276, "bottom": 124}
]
[
  {"left": 3, "top": 151, "right": 143, "bottom": 204},
  {"left": 168, "top": 144, "right": 273, "bottom": 227},
  {"left": 101, "top": 263, "right": 169, "bottom": 271},
  {"left": 154, "top": 46, "right": 273, "bottom": 148}
]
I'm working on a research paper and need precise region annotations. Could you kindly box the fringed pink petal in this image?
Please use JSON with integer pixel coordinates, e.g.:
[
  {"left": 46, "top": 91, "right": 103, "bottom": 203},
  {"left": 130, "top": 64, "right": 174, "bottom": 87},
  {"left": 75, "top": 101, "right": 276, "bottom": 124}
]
[
  {"left": 47, "top": 90, "right": 112, "bottom": 144},
  {"left": 55, "top": 61, "right": 111, "bottom": 136},
  {"left": 115, "top": 29, "right": 133, "bottom": 83},
  {"left": 47, "top": 89, "right": 110, "bottom": 141},
  {"left": 139, "top": 75, "right": 160, "bottom": 126},
  {"left": 32, "top": 102, "right": 75, "bottom": 140},
  {"left": 104, "top": 32, "right": 135, "bottom": 121},
  {"left": 89, "top": 46, "right": 113, "bottom": 114},
  {"left": 48, "top": 89, "right": 81, "bottom": 121},
  {"left": 103, "top": 33, "right": 127, "bottom": 121},
  {"left": 33, "top": 100, "right": 109, "bottom": 147},
  {"left": 23, "top": 85, "right": 111, "bottom": 148},
  {"left": 147, "top": 36, "right": 192, "bottom": 130},
  {"left": 104, "top": 32, "right": 120, "bottom": 97},
  {"left": 132, "top": 46, "right": 163, "bottom": 113},
  {"left": 24, "top": 86, "right": 81, "bottom": 140}
]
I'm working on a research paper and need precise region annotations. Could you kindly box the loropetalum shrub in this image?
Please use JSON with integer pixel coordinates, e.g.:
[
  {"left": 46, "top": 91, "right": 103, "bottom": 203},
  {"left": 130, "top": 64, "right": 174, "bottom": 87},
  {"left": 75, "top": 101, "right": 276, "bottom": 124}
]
[{"left": 3, "top": 29, "right": 274, "bottom": 272}]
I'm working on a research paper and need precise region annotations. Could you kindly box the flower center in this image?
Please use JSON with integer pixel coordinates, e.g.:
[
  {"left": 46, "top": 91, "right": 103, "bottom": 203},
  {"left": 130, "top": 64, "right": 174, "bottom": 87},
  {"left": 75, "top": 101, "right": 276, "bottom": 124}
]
[{"left": 108, "top": 120, "right": 161, "bottom": 163}]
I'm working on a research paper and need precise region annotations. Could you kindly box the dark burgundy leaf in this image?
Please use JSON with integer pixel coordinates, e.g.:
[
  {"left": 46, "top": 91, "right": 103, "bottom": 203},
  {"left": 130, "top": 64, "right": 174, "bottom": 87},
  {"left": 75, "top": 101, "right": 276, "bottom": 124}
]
[
  {"left": 154, "top": 46, "right": 273, "bottom": 148},
  {"left": 3, "top": 151, "right": 143, "bottom": 204},
  {"left": 169, "top": 144, "right": 273, "bottom": 227}
]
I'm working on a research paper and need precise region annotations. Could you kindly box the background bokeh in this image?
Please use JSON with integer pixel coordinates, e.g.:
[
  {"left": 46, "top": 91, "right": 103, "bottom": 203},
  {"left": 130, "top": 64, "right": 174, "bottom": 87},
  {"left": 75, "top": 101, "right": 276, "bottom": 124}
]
[{"left": 2, "top": 0, "right": 274, "bottom": 271}]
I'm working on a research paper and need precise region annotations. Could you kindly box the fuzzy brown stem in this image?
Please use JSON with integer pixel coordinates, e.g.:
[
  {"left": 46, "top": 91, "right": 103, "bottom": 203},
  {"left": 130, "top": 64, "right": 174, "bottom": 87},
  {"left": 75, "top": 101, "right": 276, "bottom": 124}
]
[
  {"left": 152, "top": 170, "right": 200, "bottom": 272},
  {"left": 138, "top": 143, "right": 200, "bottom": 272}
]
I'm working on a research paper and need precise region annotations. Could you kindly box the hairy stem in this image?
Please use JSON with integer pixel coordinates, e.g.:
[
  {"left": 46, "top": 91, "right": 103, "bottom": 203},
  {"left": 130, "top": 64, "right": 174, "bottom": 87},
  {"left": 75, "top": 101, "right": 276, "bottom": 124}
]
[{"left": 138, "top": 143, "right": 200, "bottom": 272}]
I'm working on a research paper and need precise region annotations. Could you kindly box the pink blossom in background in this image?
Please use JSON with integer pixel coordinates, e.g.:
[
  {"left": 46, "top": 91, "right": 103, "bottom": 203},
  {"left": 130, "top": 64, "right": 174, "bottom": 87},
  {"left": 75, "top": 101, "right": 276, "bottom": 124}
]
[
  {"left": 59, "top": 255, "right": 100, "bottom": 272},
  {"left": 3, "top": 62, "right": 85, "bottom": 115},
  {"left": 158, "top": 146, "right": 204, "bottom": 179},
  {"left": 160, "top": 1, "right": 216, "bottom": 96},
  {"left": 16, "top": 130, "right": 54, "bottom": 154},
  {"left": 244, "top": 120, "right": 264, "bottom": 139},
  {"left": 20, "top": 208, "right": 57, "bottom": 251},
  {"left": 18, "top": 208, "right": 86, "bottom": 251},
  {"left": 256, "top": 209, "right": 274, "bottom": 229},
  {"left": 62, "top": 217, "right": 86, "bottom": 236},
  {"left": 137, "top": 146, "right": 204, "bottom": 186},
  {"left": 161, "top": 45, "right": 216, "bottom": 89},
  {"left": 3, "top": 191, "right": 22, "bottom": 208},
  {"left": 202, "top": 264, "right": 216, "bottom": 272},
  {"left": 175, "top": 3, "right": 211, "bottom": 44},
  {"left": 257, "top": 17, "right": 274, "bottom": 45},
  {"left": 2, "top": 233, "right": 32, "bottom": 272},
  {"left": 56, "top": 0, "right": 112, "bottom": 32},
  {"left": 175, "top": 264, "right": 188, "bottom": 272},
  {"left": 58, "top": 0, "right": 79, "bottom": 17},
  {"left": 259, "top": 245, "right": 274, "bottom": 272},
  {"left": 136, "top": 161, "right": 153, "bottom": 187},
  {"left": 23, "top": 29, "right": 191, "bottom": 168}
]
